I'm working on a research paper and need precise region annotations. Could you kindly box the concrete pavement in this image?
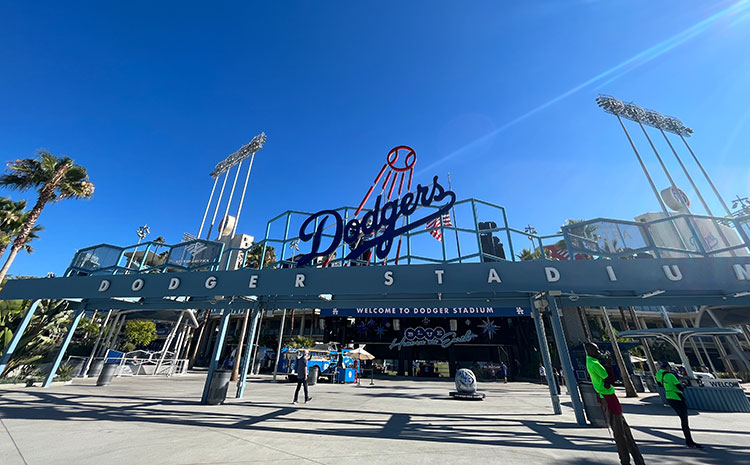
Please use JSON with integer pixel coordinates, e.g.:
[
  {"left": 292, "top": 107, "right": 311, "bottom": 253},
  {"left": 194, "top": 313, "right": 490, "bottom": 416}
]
[{"left": 1, "top": 374, "right": 749, "bottom": 464}]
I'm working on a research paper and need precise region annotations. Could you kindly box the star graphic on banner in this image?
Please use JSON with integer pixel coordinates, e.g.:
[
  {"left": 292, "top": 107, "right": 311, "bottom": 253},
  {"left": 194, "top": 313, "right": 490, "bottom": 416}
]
[
  {"left": 465, "top": 319, "right": 471, "bottom": 326},
  {"left": 375, "top": 326, "right": 385, "bottom": 338},
  {"left": 356, "top": 321, "right": 368, "bottom": 336},
  {"left": 422, "top": 317, "right": 430, "bottom": 326},
  {"left": 478, "top": 318, "right": 497, "bottom": 338}
]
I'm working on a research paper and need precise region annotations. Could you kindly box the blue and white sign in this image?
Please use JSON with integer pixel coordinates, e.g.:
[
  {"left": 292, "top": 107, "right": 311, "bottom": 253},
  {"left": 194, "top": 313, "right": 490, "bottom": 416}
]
[
  {"left": 389, "top": 326, "right": 478, "bottom": 350},
  {"left": 320, "top": 306, "right": 528, "bottom": 318}
]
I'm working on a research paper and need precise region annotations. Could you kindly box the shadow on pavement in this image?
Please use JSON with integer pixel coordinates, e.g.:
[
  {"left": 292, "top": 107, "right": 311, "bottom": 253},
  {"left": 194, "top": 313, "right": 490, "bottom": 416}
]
[{"left": 0, "top": 388, "right": 748, "bottom": 464}]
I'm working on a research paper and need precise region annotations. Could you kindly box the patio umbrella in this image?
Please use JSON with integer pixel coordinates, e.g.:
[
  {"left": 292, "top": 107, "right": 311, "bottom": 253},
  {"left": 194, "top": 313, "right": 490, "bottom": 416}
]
[{"left": 348, "top": 346, "right": 375, "bottom": 385}]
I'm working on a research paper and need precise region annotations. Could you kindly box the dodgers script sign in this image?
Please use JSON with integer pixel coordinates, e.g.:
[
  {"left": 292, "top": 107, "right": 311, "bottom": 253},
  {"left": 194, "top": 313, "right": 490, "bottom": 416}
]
[
  {"left": 294, "top": 146, "right": 456, "bottom": 267},
  {"left": 296, "top": 176, "right": 456, "bottom": 267}
]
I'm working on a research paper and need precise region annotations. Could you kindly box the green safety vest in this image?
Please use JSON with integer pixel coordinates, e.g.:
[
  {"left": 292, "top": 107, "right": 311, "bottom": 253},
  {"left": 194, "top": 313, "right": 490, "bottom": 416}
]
[
  {"left": 656, "top": 369, "right": 683, "bottom": 401},
  {"left": 586, "top": 355, "right": 615, "bottom": 398}
]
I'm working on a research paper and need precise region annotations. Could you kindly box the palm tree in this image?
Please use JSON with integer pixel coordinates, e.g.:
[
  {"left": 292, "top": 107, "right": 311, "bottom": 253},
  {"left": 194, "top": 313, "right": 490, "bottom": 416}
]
[
  {"left": 0, "top": 198, "right": 28, "bottom": 260},
  {"left": 0, "top": 214, "right": 43, "bottom": 260},
  {"left": 0, "top": 151, "right": 94, "bottom": 282}
]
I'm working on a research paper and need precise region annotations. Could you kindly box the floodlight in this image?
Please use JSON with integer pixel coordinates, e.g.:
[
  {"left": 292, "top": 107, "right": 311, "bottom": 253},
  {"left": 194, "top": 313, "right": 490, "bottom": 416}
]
[
  {"left": 209, "top": 133, "right": 267, "bottom": 178},
  {"left": 732, "top": 291, "right": 750, "bottom": 298},
  {"left": 640, "top": 290, "right": 665, "bottom": 299},
  {"left": 318, "top": 293, "right": 333, "bottom": 301},
  {"left": 596, "top": 95, "right": 693, "bottom": 136}
]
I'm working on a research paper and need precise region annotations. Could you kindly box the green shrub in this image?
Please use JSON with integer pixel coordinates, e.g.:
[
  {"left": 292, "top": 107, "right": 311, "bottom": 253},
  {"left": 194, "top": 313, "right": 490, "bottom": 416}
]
[
  {"left": 287, "top": 335, "right": 315, "bottom": 348},
  {"left": 124, "top": 320, "right": 157, "bottom": 348}
]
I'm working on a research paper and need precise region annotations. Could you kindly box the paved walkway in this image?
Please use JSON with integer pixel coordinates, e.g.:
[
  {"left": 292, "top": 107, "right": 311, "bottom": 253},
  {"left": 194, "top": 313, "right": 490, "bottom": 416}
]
[{"left": 1, "top": 374, "right": 749, "bottom": 464}]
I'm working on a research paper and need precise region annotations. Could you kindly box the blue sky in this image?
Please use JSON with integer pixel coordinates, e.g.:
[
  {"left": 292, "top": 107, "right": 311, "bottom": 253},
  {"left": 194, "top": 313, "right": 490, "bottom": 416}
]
[{"left": 1, "top": 1, "right": 750, "bottom": 276}]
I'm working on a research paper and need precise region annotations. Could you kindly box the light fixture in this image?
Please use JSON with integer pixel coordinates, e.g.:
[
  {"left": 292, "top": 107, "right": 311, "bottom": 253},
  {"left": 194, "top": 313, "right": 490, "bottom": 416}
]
[
  {"left": 240, "top": 295, "right": 258, "bottom": 302},
  {"left": 318, "top": 293, "right": 333, "bottom": 301},
  {"left": 641, "top": 290, "right": 665, "bottom": 299},
  {"left": 112, "top": 296, "right": 142, "bottom": 303},
  {"left": 449, "top": 319, "right": 458, "bottom": 331},
  {"left": 209, "top": 133, "right": 267, "bottom": 177},
  {"left": 393, "top": 319, "right": 400, "bottom": 331},
  {"left": 596, "top": 94, "right": 693, "bottom": 136},
  {"left": 732, "top": 291, "right": 750, "bottom": 298},
  {"left": 568, "top": 293, "right": 580, "bottom": 302},
  {"left": 548, "top": 290, "right": 562, "bottom": 296}
]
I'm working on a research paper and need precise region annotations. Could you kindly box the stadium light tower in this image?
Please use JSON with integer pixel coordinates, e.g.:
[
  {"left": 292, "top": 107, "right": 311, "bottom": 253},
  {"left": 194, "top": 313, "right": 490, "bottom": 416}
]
[
  {"left": 596, "top": 95, "right": 669, "bottom": 214},
  {"left": 596, "top": 95, "right": 731, "bottom": 217},
  {"left": 197, "top": 133, "right": 267, "bottom": 240}
]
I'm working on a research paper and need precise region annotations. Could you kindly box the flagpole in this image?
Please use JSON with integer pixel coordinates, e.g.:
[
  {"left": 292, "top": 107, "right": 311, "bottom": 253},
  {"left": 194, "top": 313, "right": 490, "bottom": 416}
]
[{"left": 447, "top": 173, "right": 462, "bottom": 261}]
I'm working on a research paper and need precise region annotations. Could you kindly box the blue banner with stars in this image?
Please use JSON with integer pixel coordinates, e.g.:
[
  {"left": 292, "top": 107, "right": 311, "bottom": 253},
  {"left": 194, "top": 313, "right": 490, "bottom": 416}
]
[{"left": 320, "top": 306, "right": 529, "bottom": 318}]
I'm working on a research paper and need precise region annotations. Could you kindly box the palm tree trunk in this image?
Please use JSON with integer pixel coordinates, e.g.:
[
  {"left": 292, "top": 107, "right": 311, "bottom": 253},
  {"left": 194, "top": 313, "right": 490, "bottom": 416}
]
[
  {"left": 0, "top": 243, "right": 8, "bottom": 263},
  {"left": 0, "top": 247, "right": 21, "bottom": 283},
  {"left": 0, "top": 163, "right": 68, "bottom": 283}
]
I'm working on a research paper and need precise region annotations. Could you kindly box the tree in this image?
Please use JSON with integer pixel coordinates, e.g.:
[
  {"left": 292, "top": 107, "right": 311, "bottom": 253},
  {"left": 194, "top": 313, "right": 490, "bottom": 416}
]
[
  {"left": 0, "top": 299, "right": 74, "bottom": 377},
  {"left": 516, "top": 248, "right": 547, "bottom": 261},
  {"left": 0, "top": 298, "right": 26, "bottom": 353},
  {"left": 288, "top": 335, "right": 315, "bottom": 349},
  {"left": 124, "top": 320, "right": 157, "bottom": 348},
  {"left": 244, "top": 244, "right": 276, "bottom": 269},
  {"left": 0, "top": 151, "right": 94, "bottom": 282},
  {"left": 0, "top": 198, "right": 30, "bottom": 260},
  {"left": 0, "top": 214, "right": 43, "bottom": 259}
]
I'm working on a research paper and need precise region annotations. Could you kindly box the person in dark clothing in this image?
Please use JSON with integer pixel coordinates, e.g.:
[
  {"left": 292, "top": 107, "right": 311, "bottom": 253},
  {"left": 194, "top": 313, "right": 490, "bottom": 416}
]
[
  {"left": 656, "top": 361, "right": 702, "bottom": 448},
  {"left": 293, "top": 350, "right": 313, "bottom": 404}
]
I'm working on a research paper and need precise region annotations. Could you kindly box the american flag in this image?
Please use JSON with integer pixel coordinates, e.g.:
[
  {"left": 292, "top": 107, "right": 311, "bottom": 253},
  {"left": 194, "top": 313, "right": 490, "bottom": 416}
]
[{"left": 425, "top": 214, "right": 452, "bottom": 241}]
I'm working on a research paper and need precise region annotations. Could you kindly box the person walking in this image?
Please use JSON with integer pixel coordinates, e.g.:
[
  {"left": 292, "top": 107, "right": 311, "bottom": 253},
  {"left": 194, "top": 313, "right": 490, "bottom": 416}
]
[
  {"left": 500, "top": 362, "right": 508, "bottom": 383},
  {"left": 656, "top": 361, "right": 702, "bottom": 449},
  {"left": 539, "top": 363, "right": 546, "bottom": 384},
  {"left": 585, "top": 342, "right": 645, "bottom": 465},
  {"left": 293, "top": 350, "right": 313, "bottom": 405}
]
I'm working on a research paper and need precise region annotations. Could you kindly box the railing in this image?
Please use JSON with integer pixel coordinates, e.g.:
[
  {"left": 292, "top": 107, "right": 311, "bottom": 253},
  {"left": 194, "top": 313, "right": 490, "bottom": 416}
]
[
  {"left": 561, "top": 213, "right": 750, "bottom": 260},
  {"left": 66, "top": 202, "right": 750, "bottom": 276}
]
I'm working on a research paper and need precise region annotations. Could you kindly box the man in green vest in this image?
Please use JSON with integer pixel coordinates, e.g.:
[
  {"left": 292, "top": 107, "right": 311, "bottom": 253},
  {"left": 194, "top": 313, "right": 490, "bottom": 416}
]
[
  {"left": 585, "top": 342, "right": 645, "bottom": 465},
  {"left": 656, "top": 361, "right": 702, "bottom": 448}
]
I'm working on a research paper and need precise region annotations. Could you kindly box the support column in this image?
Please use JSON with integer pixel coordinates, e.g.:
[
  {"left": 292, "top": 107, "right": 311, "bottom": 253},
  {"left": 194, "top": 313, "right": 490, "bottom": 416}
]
[
  {"left": 98, "top": 313, "right": 121, "bottom": 357},
  {"left": 545, "top": 295, "right": 586, "bottom": 425},
  {"left": 272, "top": 309, "right": 287, "bottom": 381},
  {"left": 201, "top": 309, "right": 231, "bottom": 404},
  {"left": 530, "top": 298, "right": 561, "bottom": 415},
  {"left": 0, "top": 299, "right": 42, "bottom": 376},
  {"left": 236, "top": 307, "right": 260, "bottom": 398},
  {"left": 698, "top": 337, "right": 718, "bottom": 374},
  {"left": 232, "top": 307, "right": 253, "bottom": 382},
  {"left": 682, "top": 320, "right": 705, "bottom": 367},
  {"left": 155, "top": 313, "right": 184, "bottom": 375},
  {"left": 43, "top": 303, "right": 86, "bottom": 387},
  {"left": 83, "top": 309, "right": 112, "bottom": 377},
  {"left": 707, "top": 309, "right": 750, "bottom": 372},
  {"left": 189, "top": 309, "right": 211, "bottom": 368},
  {"left": 602, "top": 307, "right": 638, "bottom": 397},
  {"left": 629, "top": 307, "right": 657, "bottom": 377},
  {"left": 106, "top": 315, "right": 127, "bottom": 357},
  {"left": 250, "top": 310, "right": 265, "bottom": 374}
]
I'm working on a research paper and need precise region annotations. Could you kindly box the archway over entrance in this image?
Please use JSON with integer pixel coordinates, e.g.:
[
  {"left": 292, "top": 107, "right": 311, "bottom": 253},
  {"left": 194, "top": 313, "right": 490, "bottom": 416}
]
[{"left": 2, "top": 257, "right": 749, "bottom": 426}]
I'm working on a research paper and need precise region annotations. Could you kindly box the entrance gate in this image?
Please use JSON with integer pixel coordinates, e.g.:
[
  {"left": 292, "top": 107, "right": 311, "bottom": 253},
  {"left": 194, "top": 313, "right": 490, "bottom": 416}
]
[{"left": 2, "top": 257, "right": 749, "bottom": 425}]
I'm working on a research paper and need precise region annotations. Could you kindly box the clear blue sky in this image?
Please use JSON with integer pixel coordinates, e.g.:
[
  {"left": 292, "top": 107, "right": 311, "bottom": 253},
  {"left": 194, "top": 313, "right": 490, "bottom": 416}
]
[{"left": 1, "top": 1, "right": 749, "bottom": 276}]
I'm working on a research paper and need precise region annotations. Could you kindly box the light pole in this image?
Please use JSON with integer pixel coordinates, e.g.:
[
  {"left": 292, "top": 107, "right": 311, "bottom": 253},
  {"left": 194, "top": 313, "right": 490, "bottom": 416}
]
[
  {"left": 127, "top": 224, "right": 150, "bottom": 269},
  {"left": 524, "top": 225, "right": 537, "bottom": 257}
]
